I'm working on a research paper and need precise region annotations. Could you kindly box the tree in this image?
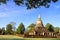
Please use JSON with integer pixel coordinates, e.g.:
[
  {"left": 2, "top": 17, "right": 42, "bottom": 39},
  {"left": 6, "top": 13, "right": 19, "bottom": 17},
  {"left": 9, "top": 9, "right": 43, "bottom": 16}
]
[
  {"left": 27, "top": 23, "right": 35, "bottom": 31},
  {"left": 10, "top": 22, "right": 16, "bottom": 31},
  {"left": 14, "top": 0, "right": 58, "bottom": 9},
  {"left": 16, "top": 23, "right": 25, "bottom": 34},
  {"left": 0, "top": 28, "right": 2, "bottom": 35},
  {"left": 45, "top": 23, "right": 54, "bottom": 32},
  {"left": 0, "top": 0, "right": 7, "bottom": 4},
  {"left": 54, "top": 27, "right": 59, "bottom": 33},
  {"left": 6, "top": 24, "right": 13, "bottom": 34},
  {"left": 0, "top": 0, "right": 58, "bottom": 9},
  {"left": 1, "top": 27, "right": 5, "bottom": 35},
  {"left": 9, "top": 22, "right": 16, "bottom": 34}
]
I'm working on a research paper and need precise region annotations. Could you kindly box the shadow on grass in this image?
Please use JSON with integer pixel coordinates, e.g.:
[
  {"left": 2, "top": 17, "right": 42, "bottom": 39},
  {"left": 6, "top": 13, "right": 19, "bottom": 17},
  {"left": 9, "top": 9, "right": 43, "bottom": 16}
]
[
  {"left": 0, "top": 38, "right": 27, "bottom": 40},
  {"left": 0, "top": 38, "right": 60, "bottom": 40}
]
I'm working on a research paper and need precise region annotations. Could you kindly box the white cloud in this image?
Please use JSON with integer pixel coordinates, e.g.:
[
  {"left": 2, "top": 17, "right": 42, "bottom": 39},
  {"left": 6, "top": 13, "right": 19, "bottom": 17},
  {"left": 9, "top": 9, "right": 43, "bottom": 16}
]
[{"left": 0, "top": 13, "right": 8, "bottom": 17}]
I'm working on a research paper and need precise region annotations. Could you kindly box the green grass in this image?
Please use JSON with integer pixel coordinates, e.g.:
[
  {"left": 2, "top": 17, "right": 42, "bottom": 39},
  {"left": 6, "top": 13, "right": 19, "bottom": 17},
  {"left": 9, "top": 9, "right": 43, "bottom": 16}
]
[
  {"left": 0, "top": 35, "right": 23, "bottom": 40},
  {"left": 0, "top": 35, "right": 60, "bottom": 40},
  {"left": 25, "top": 38, "right": 60, "bottom": 40},
  {"left": 0, "top": 35, "right": 22, "bottom": 38}
]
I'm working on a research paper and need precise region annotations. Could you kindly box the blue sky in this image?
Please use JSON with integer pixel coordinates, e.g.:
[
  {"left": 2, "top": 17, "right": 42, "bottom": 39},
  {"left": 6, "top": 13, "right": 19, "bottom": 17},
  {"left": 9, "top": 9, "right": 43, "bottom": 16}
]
[{"left": 0, "top": 0, "right": 60, "bottom": 28}]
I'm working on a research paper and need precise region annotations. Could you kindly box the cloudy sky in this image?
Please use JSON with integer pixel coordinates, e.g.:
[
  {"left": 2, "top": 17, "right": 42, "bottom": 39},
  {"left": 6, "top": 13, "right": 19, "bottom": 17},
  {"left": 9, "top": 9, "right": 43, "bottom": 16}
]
[{"left": 0, "top": 0, "right": 60, "bottom": 28}]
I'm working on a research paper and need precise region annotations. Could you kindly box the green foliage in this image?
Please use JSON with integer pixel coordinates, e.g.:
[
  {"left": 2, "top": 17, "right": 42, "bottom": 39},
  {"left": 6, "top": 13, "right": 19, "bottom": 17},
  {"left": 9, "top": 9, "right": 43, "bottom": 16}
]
[
  {"left": 0, "top": 0, "right": 58, "bottom": 9},
  {"left": 10, "top": 22, "right": 16, "bottom": 31},
  {"left": 0, "top": 27, "right": 5, "bottom": 35},
  {"left": 27, "top": 23, "right": 35, "bottom": 31},
  {"left": 0, "top": 0, "right": 7, "bottom": 4},
  {"left": 6, "top": 24, "right": 13, "bottom": 34},
  {"left": 54, "top": 27, "right": 59, "bottom": 33},
  {"left": 0, "top": 28, "right": 2, "bottom": 34},
  {"left": 14, "top": 0, "right": 58, "bottom": 9},
  {"left": 14, "top": 0, "right": 23, "bottom": 6},
  {"left": 1, "top": 27, "right": 5, "bottom": 35},
  {"left": 45, "top": 23, "right": 54, "bottom": 32},
  {"left": 16, "top": 23, "right": 25, "bottom": 34}
]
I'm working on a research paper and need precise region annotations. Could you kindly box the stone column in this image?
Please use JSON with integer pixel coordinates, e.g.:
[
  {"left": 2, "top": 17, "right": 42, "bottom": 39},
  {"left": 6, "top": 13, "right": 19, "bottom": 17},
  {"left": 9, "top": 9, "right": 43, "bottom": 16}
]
[{"left": 52, "top": 33, "right": 53, "bottom": 37}]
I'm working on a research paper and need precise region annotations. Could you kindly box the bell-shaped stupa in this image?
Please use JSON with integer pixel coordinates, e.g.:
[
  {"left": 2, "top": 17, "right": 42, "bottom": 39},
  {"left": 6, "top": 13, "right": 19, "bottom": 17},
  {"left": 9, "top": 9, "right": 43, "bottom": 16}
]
[{"left": 35, "top": 14, "right": 44, "bottom": 28}]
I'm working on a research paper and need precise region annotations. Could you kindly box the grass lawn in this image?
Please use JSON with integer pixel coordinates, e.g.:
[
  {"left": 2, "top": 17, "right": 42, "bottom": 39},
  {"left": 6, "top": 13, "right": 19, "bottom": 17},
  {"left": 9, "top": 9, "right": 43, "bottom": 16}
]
[
  {"left": 0, "top": 35, "right": 22, "bottom": 38},
  {"left": 0, "top": 35, "right": 60, "bottom": 40}
]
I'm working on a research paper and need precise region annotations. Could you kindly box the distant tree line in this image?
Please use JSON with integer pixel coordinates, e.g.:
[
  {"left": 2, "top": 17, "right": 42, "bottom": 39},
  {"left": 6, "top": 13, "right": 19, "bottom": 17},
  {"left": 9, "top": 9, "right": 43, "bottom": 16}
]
[{"left": 0, "top": 22, "right": 60, "bottom": 35}]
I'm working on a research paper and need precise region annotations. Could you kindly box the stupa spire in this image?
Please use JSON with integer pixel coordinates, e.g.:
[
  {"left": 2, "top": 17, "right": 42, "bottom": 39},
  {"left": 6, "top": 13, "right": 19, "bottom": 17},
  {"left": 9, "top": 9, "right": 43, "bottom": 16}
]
[
  {"left": 37, "top": 14, "right": 41, "bottom": 21},
  {"left": 35, "top": 14, "right": 44, "bottom": 28},
  {"left": 38, "top": 14, "right": 41, "bottom": 19}
]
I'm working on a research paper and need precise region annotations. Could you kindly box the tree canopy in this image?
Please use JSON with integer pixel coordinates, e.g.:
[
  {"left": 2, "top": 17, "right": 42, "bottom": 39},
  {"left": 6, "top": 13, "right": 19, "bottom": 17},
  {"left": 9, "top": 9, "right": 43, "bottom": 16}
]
[
  {"left": 0, "top": 0, "right": 58, "bottom": 9},
  {"left": 0, "top": 0, "right": 7, "bottom": 4},
  {"left": 10, "top": 22, "right": 16, "bottom": 31},
  {"left": 28, "top": 23, "right": 35, "bottom": 28},
  {"left": 16, "top": 23, "right": 25, "bottom": 34},
  {"left": 14, "top": 0, "right": 58, "bottom": 9},
  {"left": 54, "top": 27, "right": 59, "bottom": 33},
  {"left": 6, "top": 24, "right": 13, "bottom": 34},
  {"left": 25, "top": 23, "right": 35, "bottom": 34},
  {"left": 45, "top": 23, "right": 54, "bottom": 32},
  {"left": 27, "top": 23, "right": 35, "bottom": 31}
]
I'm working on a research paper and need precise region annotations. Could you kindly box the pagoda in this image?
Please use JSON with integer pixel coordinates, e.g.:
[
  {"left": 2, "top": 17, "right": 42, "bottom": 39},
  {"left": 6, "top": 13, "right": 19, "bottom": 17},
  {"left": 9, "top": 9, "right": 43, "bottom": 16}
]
[{"left": 24, "top": 14, "right": 57, "bottom": 38}]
